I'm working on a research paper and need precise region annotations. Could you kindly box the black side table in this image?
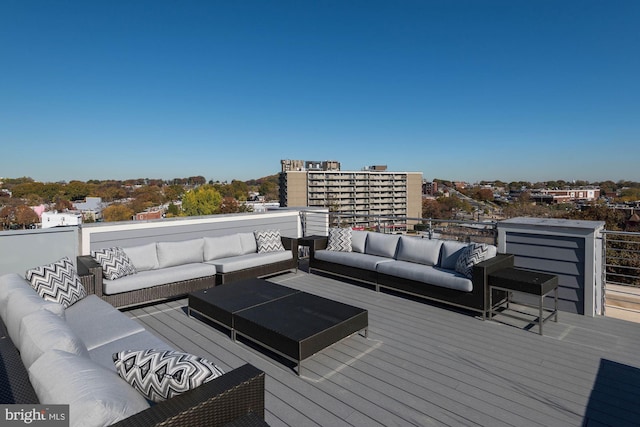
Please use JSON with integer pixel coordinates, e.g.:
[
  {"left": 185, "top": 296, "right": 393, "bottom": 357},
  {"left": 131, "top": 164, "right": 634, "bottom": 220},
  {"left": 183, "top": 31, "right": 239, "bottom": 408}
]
[
  {"left": 297, "top": 235, "right": 327, "bottom": 260},
  {"left": 488, "top": 267, "right": 559, "bottom": 335}
]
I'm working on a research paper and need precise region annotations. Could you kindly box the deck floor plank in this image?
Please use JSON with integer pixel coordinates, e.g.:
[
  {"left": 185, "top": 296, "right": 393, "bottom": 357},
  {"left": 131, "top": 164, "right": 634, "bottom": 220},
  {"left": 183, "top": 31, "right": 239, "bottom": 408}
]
[{"left": 125, "top": 270, "right": 640, "bottom": 426}]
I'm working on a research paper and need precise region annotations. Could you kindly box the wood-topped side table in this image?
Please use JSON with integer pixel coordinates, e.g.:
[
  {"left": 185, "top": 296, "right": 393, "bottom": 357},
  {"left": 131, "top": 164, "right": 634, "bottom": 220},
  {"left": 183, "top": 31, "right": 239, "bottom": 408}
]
[{"left": 488, "top": 267, "right": 559, "bottom": 335}]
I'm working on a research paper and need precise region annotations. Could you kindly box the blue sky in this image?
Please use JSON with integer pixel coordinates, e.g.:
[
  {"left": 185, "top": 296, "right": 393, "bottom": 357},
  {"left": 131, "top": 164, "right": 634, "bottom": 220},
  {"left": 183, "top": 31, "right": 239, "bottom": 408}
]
[{"left": 1, "top": 1, "right": 638, "bottom": 184}]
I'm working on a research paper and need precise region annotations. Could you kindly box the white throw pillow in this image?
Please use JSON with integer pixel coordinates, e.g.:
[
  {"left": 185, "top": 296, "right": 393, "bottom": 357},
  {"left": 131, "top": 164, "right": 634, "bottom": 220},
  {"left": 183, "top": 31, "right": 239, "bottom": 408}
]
[
  {"left": 455, "top": 243, "right": 492, "bottom": 279},
  {"left": 327, "top": 228, "right": 352, "bottom": 252},
  {"left": 25, "top": 257, "right": 86, "bottom": 308},
  {"left": 91, "top": 247, "right": 137, "bottom": 280},
  {"left": 254, "top": 230, "right": 285, "bottom": 253},
  {"left": 113, "top": 349, "right": 224, "bottom": 402}
]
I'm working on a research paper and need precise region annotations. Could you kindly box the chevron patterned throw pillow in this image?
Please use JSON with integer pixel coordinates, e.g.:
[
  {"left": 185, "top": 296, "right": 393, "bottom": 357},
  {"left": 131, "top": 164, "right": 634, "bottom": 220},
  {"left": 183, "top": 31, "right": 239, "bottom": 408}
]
[
  {"left": 26, "top": 257, "right": 87, "bottom": 308},
  {"left": 113, "top": 350, "right": 224, "bottom": 402},
  {"left": 91, "top": 247, "right": 137, "bottom": 280},
  {"left": 327, "top": 228, "right": 352, "bottom": 252},
  {"left": 454, "top": 243, "right": 491, "bottom": 279},
  {"left": 254, "top": 230, "right": 285, "bottom": 253}
]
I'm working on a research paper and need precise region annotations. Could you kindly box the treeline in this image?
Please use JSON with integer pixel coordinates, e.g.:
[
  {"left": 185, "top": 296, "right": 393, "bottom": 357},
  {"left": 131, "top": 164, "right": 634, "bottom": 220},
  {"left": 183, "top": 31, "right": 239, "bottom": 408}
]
[
  {"left": 0, "top": 174, "right": 281, "bottom": 227},
  {"left": 434, "top": 178, "right": 640, "bottom": 194},
  {"left": 0, "top": 175, "right": 280, "bottom": 205}
]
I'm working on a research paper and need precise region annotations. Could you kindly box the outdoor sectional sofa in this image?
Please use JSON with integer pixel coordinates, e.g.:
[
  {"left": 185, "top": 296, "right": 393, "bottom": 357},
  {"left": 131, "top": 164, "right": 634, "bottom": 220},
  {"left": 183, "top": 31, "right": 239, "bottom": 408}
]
[
  {"left": 309, "top": 230, "right": 514, "bottom": 317},
  {"left": 0, "top": 271, "right": 266, "bottom": 427},
  {"left": 78, "top": 231, "right": 298, "bottom": 308}
]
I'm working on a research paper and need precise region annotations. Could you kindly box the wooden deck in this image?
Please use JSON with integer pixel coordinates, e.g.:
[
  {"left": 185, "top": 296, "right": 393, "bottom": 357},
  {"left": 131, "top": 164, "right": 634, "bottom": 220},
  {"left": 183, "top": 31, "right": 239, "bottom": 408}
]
[{"left": 126, "top": 268, "right": 640, "bottom": 427}]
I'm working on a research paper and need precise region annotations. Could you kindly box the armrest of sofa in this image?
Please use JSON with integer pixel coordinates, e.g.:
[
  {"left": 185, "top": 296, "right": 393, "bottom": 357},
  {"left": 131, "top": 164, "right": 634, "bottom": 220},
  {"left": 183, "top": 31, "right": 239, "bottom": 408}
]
[
  {"left": 473, "top": 253, "right": 514, "bottom": 277},
  {"left": 472, "top": 253, "right": 515, "bottom": 310},
  {"left": 112, "top": 363, "right": 266, "bottom": 427},
  {"left": 308, "top": 236, "right": 328, "bottom": 260},
  {"left": 77, "top": 255, "right": 103, "bottom": 298},
  {"left": 281, "top": 236, "right": 299, "bottom": 262}
]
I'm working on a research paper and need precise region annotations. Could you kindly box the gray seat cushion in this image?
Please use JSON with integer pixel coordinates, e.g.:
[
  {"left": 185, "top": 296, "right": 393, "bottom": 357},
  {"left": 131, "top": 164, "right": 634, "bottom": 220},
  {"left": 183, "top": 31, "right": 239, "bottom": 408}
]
[
  {"left": 377, "top": 261, "right": 473, "bottom": 292},
  {"left": 89, "top": 330, "right": 175, "bottom": 371},
  {"left": 64, "top": 295, "right": 145, "bottom": 350},
  {"left": 103, "top": 263, "right": 217, "bottom": 295},
  {"left": 314, "top": 250, "right": 393, "bottom": 271},
  {"left": 28, "top": 349, "right": 150, "bottom": 427},
  {"left": 205, "top": 251, "right": 292, "bottom": 274}
]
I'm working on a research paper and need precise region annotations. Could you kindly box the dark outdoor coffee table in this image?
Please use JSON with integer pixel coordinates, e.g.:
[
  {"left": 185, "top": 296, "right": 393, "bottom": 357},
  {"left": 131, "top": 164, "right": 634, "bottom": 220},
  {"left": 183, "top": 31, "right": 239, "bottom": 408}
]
[
  {"left": 188, "top": 278, "right": 300, "bottom": 334},
  {"left": 188, "top": 278, "right": 368, "bottom": 375},
  {"left": 488, "top": 267, "right": 559, "bottom": 335}
]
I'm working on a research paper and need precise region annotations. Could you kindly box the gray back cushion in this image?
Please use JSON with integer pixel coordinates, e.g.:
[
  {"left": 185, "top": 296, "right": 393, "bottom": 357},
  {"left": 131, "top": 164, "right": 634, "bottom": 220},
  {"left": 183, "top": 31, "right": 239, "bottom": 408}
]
[
  {"left": 19, "top": 308, "right": 90, "bottom": 368},
  {"left": 365, "top": 233, "right": 400, "bottom": 258},
  {"left": 238, "top": 232, "right": 258, "bottom": 254},
  {"left": 0, "top": 273, "right": 33, "bottom": 321},
  {"left": 204, "top": 235, "right": 243, "bottom": 261},
  {"left": 123, "top": 243, "right": 159, "bottom": 272},
  {"left": 439, "top": 241, "right": 470, "bottom": 270},
  {"left": 396, "top": 237, "right": 443, "bottom": 266},
  {"left": 156, "top": 239, "right": 204, "bottom": 268},
  {"left": 351, "top": 231, "right": 368, "bottom": 253}
]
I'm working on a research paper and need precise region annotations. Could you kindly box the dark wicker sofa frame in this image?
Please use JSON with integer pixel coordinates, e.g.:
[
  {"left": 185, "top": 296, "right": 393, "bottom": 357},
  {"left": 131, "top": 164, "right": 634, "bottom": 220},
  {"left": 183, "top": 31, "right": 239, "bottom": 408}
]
[
  {"left": 77, "top": 237, "right": 298, "bottom": 309},
  {"left": 308, "top": 236, "right": 513, "bottom": 318},
  {"left": 0, "top": 316, "right": 267, "bottom": 427}
]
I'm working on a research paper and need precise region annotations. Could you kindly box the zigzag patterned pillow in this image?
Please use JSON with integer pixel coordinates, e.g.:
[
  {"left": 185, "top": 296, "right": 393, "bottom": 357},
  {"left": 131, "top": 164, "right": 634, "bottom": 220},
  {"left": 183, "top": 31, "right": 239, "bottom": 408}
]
[
  {"left": 254, "top": 230, "right": 285, "bottom": 253},
  {"left": 91, "top": 247, "right": 137, "bottom": 280},
  {"left": 113, "top": 350, "right": 224, "bottom": 402},
  {"left": 454, "top": 243, "right": 491, "bottom": 279},
  {"left": 26, "top": 257, "right": 87, "bottom": 308},
  {"left": 327, "top": 228, "right": 352, "bottom": 252}
]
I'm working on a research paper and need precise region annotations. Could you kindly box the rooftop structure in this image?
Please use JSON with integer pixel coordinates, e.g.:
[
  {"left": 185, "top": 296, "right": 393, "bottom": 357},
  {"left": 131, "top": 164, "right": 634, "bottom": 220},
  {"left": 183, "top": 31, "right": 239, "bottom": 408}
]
[
  {"left": 40, "top": 211, "right": 82, "bottom": 228},
  {"left": 530, "top": 188, "right": 601, "bottom": 204},
  {"left": 281, "top": 159, "right": 341, "bottom": 172},
  {"left": 1, "top": 211, "right": 639, "bottom": 426}
]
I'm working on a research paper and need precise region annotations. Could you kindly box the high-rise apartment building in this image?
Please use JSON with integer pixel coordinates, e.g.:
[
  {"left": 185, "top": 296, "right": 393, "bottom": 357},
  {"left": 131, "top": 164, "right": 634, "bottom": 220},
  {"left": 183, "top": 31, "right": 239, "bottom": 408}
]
[{"left": 279, "top": 160, "right": 423, "bottom": 229}]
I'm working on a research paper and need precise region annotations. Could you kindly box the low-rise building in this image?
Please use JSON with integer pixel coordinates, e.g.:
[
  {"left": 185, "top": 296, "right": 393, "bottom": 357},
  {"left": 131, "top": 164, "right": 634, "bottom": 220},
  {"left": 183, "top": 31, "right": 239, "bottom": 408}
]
[{"left": 41, "top": 211, "right": 82, "bottom": 228}]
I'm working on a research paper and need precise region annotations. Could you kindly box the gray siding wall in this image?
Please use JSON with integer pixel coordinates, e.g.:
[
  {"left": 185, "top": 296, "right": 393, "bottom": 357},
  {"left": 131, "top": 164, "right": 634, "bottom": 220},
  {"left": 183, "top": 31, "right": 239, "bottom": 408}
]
[
  {"left": 505, "top": 232, "right": 585, "bottom": 314},
  {"left": 0, "top": 227, "right": 80, "bottom": 276}
]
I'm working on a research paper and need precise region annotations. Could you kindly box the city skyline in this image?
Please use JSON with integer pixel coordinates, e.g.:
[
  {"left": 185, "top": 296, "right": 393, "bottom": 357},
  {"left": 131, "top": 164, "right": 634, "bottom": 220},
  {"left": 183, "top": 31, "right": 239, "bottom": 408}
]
[{"left": 2, "top": 1, "right": 639, "bottom": 184}]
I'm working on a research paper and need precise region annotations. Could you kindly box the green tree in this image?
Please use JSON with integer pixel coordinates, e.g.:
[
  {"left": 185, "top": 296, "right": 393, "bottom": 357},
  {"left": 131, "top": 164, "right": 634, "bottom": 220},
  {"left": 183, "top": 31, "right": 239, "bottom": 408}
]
[
  {"left": 229, "top": 180, "right": 249, "bottom": 200},
  {"left": 130, "top": 185, "right": 163, "bottom": 213},
  {"left": 181, "top": 185, "right": 222, "bottom": 216},
  {"left": 64, "top": 180, "right": 90, "bottom": 201},
  {"left": 166, "top": 203, "right": 181, "bottom": 217},
  {"left": 163, "top": 185, "right": 185, "bottom": 203},
  {"left": 102, "top": 204, "right": 134, "bottom": 222}
]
